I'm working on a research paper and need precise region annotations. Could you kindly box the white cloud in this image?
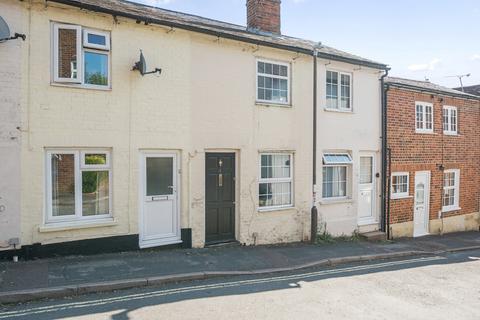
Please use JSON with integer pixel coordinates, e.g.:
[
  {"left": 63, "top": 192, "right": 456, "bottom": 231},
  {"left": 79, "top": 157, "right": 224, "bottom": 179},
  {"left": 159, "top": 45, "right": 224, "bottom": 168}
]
[
  {"left": 471, "top": 54, "right": 480, "bottom": 61},
  {"left": 408, "top": 58, "right": 441, "bottom": 71}
]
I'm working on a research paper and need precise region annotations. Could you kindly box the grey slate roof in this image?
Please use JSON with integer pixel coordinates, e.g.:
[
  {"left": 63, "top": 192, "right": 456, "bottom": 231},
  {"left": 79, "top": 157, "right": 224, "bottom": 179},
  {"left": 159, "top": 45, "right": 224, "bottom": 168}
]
[
  {"left": 385, "top": 77, "right": 479, "bottom": 99},
  {"left": 49, "top": 0, "right": 388, "bottom": 69},
  {"left": 453, "top": 85, "right": 480, "bottom": 97}
]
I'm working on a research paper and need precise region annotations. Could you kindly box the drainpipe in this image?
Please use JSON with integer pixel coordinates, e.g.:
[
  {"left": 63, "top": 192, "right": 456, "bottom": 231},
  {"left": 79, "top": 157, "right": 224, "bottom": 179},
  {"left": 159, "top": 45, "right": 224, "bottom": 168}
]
[
  {"left": 310, "top": 45, "right": 320, "bottom": 244},
  {"left": 387, "top": 147, "right": 392, "bottom": 239},
  {"left": 380, "top": 68, "right": 390, "bottom": 234}
]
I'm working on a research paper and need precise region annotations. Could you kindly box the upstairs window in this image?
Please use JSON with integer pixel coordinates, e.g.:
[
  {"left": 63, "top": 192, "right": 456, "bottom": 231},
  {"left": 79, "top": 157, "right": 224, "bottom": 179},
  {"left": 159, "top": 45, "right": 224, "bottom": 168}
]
[
  {"left": 415, "top": 102, "right": 433, "bottom": 133},
  {"left": 257, "top": 60, "right": 290, "bottom": 105},
  {"left": 443, "top": 106, "right": 457, "bottom": 135},
  {"left": 53, "top": 23, "right": 110, "bottom": 88},
  {"left": 326, "top": 71, "right": 351, "bottom": 111}
]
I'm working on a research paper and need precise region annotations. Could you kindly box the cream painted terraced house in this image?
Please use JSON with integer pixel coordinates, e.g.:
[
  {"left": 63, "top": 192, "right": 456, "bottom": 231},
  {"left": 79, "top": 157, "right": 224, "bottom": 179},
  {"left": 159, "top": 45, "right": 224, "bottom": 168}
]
[{"left": 0, "top": 0, "right": 388, "bottom": 258}]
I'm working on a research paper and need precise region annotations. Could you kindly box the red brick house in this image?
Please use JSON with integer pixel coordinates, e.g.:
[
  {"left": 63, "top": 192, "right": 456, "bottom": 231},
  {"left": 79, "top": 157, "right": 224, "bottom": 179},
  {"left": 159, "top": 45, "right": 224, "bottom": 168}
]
[{"left": 385, "top": 77, "right": 480, "bottom": 238}]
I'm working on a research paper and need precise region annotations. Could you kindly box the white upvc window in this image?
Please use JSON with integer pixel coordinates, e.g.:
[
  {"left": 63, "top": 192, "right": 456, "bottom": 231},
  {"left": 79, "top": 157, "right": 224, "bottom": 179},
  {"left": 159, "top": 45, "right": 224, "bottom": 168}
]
[
  {"left": 46, "top": 150, "right": 112, "bottom": 224},
  {"left": 442, "top": 169, "right": 460, "bottom": 212},
  {"left": 256, "top": 60, "right": 290, "bottom": 105},
  {"left": 83, "top": 29, "right": 111, "bottom": 50},
  {"left": 322, "top": 153, "right": 352, "bottom": 199},
  {"left": 326, "top": 70, "right": 352, "bottom": 111},
  {"left": 443, "top": 106, "right": 458, "bottom": 135},
  {"left": 52, "top": 23, "right": 111, "bottom": 88},
  {"left": 259, "top": 153, "right": 293, "bottom": 210},
  {"left": 415, "top": 101, "right": 433, "bottom": 133},
  {"left": 391, "top": 172, "right": 409, "bottom": 199}
]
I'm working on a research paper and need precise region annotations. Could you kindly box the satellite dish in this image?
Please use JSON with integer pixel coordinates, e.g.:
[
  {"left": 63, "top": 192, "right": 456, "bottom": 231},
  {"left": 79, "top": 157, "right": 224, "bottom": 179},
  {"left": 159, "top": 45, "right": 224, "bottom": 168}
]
[
  {"left": 132, "top": 50, "right": 162, "bottom": 76},
  {"left": 0, "top": 15, "right": 26, "bottom": 42},
  {"left": 0, "top": 16, "right": 11, "bottom": 40}
]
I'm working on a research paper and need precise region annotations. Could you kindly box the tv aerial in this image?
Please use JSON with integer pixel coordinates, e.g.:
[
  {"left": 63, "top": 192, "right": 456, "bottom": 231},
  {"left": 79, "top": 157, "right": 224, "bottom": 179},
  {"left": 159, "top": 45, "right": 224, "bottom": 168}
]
[{"left": 446, "top": 73, "right": 471, "bottom": 91}]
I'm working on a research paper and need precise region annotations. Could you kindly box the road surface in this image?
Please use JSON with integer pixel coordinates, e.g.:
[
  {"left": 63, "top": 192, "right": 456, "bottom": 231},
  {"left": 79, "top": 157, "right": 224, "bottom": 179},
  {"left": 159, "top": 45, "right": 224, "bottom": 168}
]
[{"left": 1, "top": 249, "right": 479, "bottom": 320}]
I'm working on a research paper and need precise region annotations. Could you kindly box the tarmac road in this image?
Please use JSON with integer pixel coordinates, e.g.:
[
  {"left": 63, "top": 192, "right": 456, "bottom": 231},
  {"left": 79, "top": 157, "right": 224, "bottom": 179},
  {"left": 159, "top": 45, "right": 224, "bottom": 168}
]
[{"left": 1, "top": 249, "right": 479, "bottom": 320}]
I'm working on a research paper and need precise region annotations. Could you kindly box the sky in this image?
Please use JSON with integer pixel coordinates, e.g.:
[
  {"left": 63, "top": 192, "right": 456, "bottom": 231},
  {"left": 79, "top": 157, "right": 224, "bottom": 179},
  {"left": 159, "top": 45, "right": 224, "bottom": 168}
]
[{"left": 132, "top": 0, "right": 480, "bottom": 88}]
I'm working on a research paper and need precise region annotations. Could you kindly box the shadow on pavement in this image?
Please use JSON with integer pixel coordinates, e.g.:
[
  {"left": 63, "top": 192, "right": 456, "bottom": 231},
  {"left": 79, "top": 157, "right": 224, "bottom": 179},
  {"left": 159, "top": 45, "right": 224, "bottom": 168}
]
[{"left": 1, "top": 249, "right": 479, "bottom": 320}]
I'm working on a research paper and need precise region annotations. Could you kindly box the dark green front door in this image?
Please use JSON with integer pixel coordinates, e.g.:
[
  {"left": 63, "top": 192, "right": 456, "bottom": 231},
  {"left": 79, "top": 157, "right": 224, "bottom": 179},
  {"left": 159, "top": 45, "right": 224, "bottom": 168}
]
[{"left": 205, "top": 153, "right": 235, "bottom": 244}]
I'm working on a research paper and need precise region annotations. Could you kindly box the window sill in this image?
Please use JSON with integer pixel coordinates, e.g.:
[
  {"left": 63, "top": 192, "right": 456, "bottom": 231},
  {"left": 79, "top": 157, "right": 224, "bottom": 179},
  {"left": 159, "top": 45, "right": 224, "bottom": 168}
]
[
  {"left": 442, "top": 206, "right": 461, "bottom": 213},
  {"left": 443, "top": 132, "right": 458, "bottom": 136},
  {"left": 258, "top": 206, "right": 295, "bottom": 213},
  {"left": 391, "top": 195, "right": 412, "bottom": 200},
  {"left": 256, "top": 101, "right": 292, "bottom": 108},
  {"left": 323, "top": 107, "right": 353, "bottom": 114},
  {"left": 51, "top": 82, "right": 112, "bottom": 91},
  {"left": 319, "top": 198, "right": 353, "bottom": 205},
  {"left": 39, "top": 218, "right": 117, "bottom": 233},
  {"left": 415, "top": 130, "right": 435, "bottom": 135}
]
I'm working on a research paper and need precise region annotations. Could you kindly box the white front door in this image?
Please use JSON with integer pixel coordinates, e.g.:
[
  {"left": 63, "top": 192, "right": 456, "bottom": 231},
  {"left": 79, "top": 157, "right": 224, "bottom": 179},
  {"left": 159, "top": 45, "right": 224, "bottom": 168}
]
[
  {"left": 413, "top": 171, "right": 430, "bottom": 237},
  {"left": 139, "top": 152, "right": 181, "bottom": 248},
  {"left": 358, "top": 155, "right": 376, "bottom": 224}
]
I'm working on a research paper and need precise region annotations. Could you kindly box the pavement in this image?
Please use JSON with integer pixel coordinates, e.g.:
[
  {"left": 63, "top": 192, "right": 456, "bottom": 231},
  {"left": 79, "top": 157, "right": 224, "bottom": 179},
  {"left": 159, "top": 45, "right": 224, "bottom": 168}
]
[{"left": 0, "top": 231, "right": 479, "bottom": 304}]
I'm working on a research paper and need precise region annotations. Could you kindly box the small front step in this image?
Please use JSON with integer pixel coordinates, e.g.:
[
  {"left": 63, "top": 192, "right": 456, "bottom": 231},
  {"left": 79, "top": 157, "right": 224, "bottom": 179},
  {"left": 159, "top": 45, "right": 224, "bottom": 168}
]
[{"left": 360, "top": 231, "right": 387, "bottom": 242}]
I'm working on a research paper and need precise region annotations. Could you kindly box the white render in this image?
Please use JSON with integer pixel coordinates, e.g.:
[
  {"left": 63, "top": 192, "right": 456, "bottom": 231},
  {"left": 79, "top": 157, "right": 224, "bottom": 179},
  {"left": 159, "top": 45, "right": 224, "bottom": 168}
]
[
  {"left": 0, "top": 0, "right": 24, "bottom": 249},
  {"left": 0, "top": 0, "right": 384, "bottom": 250},
  {"left": 315, "top": 60, "right": 383, "bottom": 236}
]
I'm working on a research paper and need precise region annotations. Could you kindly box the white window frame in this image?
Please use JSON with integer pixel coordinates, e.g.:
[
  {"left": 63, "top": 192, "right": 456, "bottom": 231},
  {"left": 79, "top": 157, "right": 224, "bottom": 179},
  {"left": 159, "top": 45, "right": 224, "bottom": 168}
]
[
  {"left": 80, "top": 151, "right": 111, "bottom": 169},
  {"left": 45, "top": 149, "right": 112, "bottom": 224},
  {"left": 82, "top": 48, "right": 111, "bottom": 88},
  {"left": 52, "top": 22, "right": 111, "bottom": 89},
  {"left": 326, "top": 70, "right": 352, "bottom": 111},
  {"left": 321, "top": 153, "right": 352, "bottom": 200},
  {"left": 256, "top": 59, "right": 291, "bottom": 106},
  {"left": 83, "top": 28, "right": 111, "bottom": 50},
  {"left": 391, "top": 172, "right": 409, "bottom": 199},
  {"left": 258, "top": 153, "right": 294, "bottom": 210},
  {"left": 53, "top": 24, "right": 82, "bottom": 83},
  {"left": 442, "top": 169, "right": 460, "bottom": 212},
  {"left": 443, "top": 105, "right": 458, "bottom": 135},
  {"left": 415, "top": 101, "right": 434, "bottom": 133}
]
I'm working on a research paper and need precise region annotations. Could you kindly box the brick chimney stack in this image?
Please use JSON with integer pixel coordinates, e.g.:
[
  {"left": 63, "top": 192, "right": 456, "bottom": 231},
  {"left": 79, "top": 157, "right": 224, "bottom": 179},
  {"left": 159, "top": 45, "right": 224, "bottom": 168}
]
[{"left": 246, "top": 0, "right": 281, "bottom": 34}]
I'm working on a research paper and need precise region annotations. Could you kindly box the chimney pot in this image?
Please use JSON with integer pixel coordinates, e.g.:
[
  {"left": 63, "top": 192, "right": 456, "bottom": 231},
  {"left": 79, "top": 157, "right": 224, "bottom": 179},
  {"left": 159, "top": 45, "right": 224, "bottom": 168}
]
[{"left": 246, "top": 0, "right": 281, "bottom": 34}]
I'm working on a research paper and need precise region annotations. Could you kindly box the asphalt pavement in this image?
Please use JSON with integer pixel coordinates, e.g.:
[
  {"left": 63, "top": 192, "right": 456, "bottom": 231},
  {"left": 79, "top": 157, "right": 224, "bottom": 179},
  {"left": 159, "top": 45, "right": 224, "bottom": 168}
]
[{"left": 1, "top": 248, "right": 479, "bottom": 320}]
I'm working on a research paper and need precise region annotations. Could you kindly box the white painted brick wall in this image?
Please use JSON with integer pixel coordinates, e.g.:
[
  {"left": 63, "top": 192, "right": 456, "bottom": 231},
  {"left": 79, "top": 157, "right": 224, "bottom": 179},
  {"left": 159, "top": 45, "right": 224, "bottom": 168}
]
[{"left": 0, "top": 0, "right": 24, "bottom": 249}]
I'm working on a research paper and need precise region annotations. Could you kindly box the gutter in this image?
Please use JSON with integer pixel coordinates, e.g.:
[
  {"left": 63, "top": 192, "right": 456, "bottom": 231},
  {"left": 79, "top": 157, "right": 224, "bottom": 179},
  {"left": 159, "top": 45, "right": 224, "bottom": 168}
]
[
  {"left": 386, "top": 83, "right": 479, "bottom": 101},
  {"left": 380, "top": 69, "right": 390, "bottom": 234},
  {"left": 46, "top": 0, "right": 387, "bottom": 70}
]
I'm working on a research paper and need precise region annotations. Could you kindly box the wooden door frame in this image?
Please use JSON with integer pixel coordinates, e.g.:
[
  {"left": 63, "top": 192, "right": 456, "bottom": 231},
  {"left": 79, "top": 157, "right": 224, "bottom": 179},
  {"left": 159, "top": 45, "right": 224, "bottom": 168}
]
[
  {"left": 413, "top": 170, "right": 430, "bottom": 237},
  {"left": 204, "top": 151, "right": 238, "bottom": 245},
  {"left": 138, "top": 150, "right": 181, "bottom": 249}
]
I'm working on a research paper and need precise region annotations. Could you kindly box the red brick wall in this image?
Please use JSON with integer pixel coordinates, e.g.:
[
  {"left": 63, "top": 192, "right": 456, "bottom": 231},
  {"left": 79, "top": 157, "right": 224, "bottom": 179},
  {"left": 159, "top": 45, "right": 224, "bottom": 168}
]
[
  {"left": 58, "top": 28, "right": 77, "bottom": 78},
  {"left": 387, "top": 87, "right": 480, "bottom": 224},
  {"left": 53, "top": 154, "right": 75, "bottom": 194},
  {"left": 247, "top": 0, "right": 281, "bottom": 34}
]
